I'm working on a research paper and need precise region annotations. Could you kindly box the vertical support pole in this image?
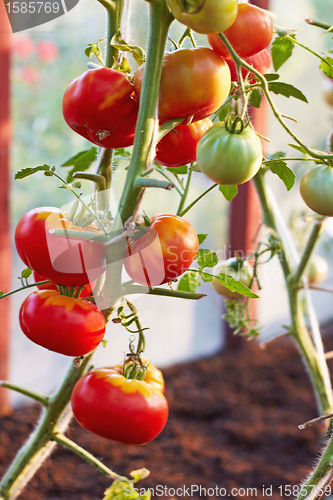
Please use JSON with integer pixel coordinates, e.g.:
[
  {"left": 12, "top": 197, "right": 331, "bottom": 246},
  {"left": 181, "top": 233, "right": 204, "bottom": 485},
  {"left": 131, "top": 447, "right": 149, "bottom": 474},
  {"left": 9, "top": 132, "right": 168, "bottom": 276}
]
[
  {"left": 225, "top": 0, "right": 269, "bottom": 349},
  {"left": 0, "top": 3, "right": 12, "bottom": 414}
]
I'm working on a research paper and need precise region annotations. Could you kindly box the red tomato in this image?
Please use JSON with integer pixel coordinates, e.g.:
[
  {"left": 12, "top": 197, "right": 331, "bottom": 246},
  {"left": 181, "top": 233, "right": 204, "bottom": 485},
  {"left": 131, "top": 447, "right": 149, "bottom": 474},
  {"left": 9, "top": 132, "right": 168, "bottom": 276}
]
[
  {"left": 12, "top": 36, "right": 34, "bottom": 57},
  {"left": 15, "top": 207, "right": 106, "bottom": 287},
  {"left": 71, "top": 361, "right": 168, "bottom": 445},
  {"left": 62, "top": 67, "right": 138, "bottom": 149},
  {"left": 32, "top": 271, "right": 95, "bottom": 298},
  {"left": 207, "top": 4, "right": 273, "bottom": 60},
  {"left": 225, "top": 49, "right": 272, "bottom": 83},
  {"left": 19, "top": 290, "right": 106, "bottom": 356},
  {"left": 155, "top": 117, "right": 214, "bottom": 167},
  {"left": 124, "top": 214, "right": 199, "bottom": 287},
  {"left": 133, "top": 47, "right": 231, "bottom": 123}
]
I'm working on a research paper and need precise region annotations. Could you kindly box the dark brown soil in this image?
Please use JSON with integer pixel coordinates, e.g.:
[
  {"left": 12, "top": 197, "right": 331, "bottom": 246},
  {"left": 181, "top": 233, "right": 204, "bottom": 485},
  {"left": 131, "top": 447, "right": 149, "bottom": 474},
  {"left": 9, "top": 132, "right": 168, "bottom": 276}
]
[{"left": 0, "top": 337, "right": 331, "bottom": 500}]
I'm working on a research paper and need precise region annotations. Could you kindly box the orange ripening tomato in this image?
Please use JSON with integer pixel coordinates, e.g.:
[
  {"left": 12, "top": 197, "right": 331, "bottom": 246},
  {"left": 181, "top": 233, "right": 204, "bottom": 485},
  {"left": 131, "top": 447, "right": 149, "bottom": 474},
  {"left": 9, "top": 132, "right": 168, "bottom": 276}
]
[
  {"left": 155, "top": 117, "right": 214, "bottom": 167},
  {"left": 62, "top": 67, "right": 138, "bottom": 149},
  {"left": 207, "top": 3, "right": 273, "bottom": 60},
  {"left": 124, "top": 214, "right": 199, "bottom": 287},
  {"left": 71, "top": 361, "right": 169, "bottom": 445},
  {"left": 15, "top": 207, "right": 105, "bottom": 287},
  {"left": 133, "top": 47, "right": 231, "bottom": 123},
  {"left": 19, "top": 290, "right": 106, "bottom": 356}
]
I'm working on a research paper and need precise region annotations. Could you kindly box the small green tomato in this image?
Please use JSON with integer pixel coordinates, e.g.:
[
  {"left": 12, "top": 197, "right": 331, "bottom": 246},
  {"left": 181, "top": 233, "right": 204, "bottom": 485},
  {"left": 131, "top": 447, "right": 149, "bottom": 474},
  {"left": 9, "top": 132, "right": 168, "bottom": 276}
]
[{"left": 212, "top": 257, "right": 253, "bottom": 298}]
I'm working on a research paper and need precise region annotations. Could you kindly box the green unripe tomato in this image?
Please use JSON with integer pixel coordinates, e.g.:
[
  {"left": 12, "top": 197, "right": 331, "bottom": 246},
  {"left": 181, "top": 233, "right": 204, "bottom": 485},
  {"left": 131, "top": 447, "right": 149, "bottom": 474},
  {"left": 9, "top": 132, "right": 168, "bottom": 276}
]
[
  {"left": 300, "top": 165, "right": 333, "bottom": 216},
  {"left": 306, "top": 255, "right": 328, "bottom": 284},
  {"left": 196, "top": 122, "right": 263, "bottom": 185},
  {"left": 166, "top": 0, "right": 238, "bottom": 35},
  {"left": 212, "top": 258, "right": 253, "bottom": 298}
]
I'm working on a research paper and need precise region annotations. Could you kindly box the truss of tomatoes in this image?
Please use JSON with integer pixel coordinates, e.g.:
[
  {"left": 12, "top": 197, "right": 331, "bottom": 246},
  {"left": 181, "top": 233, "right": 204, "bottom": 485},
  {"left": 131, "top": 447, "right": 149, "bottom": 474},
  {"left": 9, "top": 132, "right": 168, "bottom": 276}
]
[{"left": 71, "top": 361, "right": 169, "bottom": 445}]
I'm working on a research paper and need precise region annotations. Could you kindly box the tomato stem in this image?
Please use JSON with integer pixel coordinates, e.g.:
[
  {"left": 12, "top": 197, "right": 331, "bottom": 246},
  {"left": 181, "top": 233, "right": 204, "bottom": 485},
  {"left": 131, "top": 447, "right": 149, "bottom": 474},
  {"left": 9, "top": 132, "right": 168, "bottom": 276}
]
[
  {"left": 176, "top": 166, "right": 193, "bottom": 216},
  {"left": 0, "top": 382, "right": 49, "bottom": 407}
]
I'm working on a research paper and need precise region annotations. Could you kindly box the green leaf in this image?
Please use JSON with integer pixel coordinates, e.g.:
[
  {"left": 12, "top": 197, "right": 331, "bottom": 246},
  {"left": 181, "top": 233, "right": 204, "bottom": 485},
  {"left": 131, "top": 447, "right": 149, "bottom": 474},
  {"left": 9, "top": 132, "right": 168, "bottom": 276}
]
[
  {"left": 21, "top": 268, "right": 32, "bottom": 279},
  {"left": 113, "top": 148, "right": 131, "bottom": 161},
  {"left": 218, "top": 102, "right": 234, "bottom": 122},
  {"left": 216, "top": 273, "right": 260, "bottom": 298},
  {"left": 268, "top": 151, "right": 286, "bottom": 159},
  {"left": 103, "top": 471, "right": 151, "bottom": 500},
  {"left": 268, "top": 82, "right": 308, "bottom": 103},
  {"left": 130, "top": 469, "right": 150, "bottom": 482},
  {"left": 320, "top": 56, "right": 333, "bottom": 79},
  {"left": 196, "top": 249, "right": 218, "bottom": 269},
  {"left": 219, "top": 184, "right": 238, "bottom": 202},
  {"left": 288, "top": 143, "right": 308, "bottom": 155},
  {"left": 110, "top": 30, "right": 146, "bottom": 67},
  {"left": 248, "top": 88, "right": 263, "bottom": 108},
  {"left": 265, "top": 160, "right": 295, "bottom": 191},
  {"left": 263, "top": 73, "right": 280, "bottom": 82},
  {"left": 61, "top": 147, "right": 98, "bottom": 183},
  {"left": 199, "top": 270, "right": 213, "bottom": 282},
  {"left": 15, "top": 164, "right": 51, "bottom": 180},
  {"left": 166, "top": 165, "right": 188, "bottom": 175},
  {"left": 275, "top": 26, "right": 298, "bottom": 37},
  {"left": 177, "top": 271, "right": 201, "bottom": 292},
  {"left": 85, "top": 39, "right": 105, "bottom": 64},
  {"left": 197, "top": 234, "right": 208, "bottom": 245},
  {"left": 271, "top": 36, "right": 295, "bottom": 71}
]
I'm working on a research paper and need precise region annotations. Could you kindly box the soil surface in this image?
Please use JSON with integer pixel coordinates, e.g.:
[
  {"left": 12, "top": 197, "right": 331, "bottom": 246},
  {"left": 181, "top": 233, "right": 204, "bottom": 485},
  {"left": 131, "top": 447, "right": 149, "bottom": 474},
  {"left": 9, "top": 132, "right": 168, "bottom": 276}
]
[{"left": 0, "top": 336, "right": 332, "bottom": 500}]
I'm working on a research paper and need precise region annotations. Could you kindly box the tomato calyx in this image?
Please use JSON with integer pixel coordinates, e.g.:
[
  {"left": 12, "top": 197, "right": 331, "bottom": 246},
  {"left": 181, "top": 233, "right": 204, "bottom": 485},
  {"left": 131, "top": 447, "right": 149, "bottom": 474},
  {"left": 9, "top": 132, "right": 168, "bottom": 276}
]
[{"left": 225, "top": 114, "right": 245, "bottom": 134}]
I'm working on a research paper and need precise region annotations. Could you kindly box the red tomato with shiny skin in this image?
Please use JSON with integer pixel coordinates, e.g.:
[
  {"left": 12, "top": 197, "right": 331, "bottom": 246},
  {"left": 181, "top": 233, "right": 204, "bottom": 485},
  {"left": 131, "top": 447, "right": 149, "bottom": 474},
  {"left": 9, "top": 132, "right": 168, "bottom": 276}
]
[
  {"left": 19, "top": 290, "right": 106, "bottom": 356},
  {"left": 225, "top": 49, "right": 272, "bottom": 83},
  {"left": 71, "top": 362, "right": 168, "bottom": 445},
  {"left": 32, "top": 271, "right": 95, "bottom": 298},
  {"left": 133, "top": 47, "right": 231, "bottom": 123},
  {"left": 15, "top": 207, "right": 106, "bottom": 287},
  {"left": 155, "top": 117, "right": 214, "bottom": 168},
  {"left": 124, "top": 214, "right": 199, "bottom": 287},
  {"left": 62, "top": 67, "right": 138, "bottom": 149},
  {"left": 207, "top": 3, "right": 273, "bottom": 60}
]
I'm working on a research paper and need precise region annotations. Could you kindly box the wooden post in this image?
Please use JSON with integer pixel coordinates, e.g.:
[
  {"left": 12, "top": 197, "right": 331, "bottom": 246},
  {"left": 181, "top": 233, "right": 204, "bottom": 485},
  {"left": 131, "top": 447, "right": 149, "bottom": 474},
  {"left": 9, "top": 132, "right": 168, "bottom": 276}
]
[
  {"left": 225, "top": 0, "right": 268, "bottom": 349},
  {"left": 0, "top": 3, "right": 12, "bottom": 414}
]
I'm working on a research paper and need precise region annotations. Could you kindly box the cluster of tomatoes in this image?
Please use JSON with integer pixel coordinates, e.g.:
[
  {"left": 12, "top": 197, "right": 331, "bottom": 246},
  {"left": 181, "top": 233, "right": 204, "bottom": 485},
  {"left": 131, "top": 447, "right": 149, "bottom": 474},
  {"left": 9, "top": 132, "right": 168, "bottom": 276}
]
[{"left": 62, "top": 3, "right": 273, "bottom": 180}]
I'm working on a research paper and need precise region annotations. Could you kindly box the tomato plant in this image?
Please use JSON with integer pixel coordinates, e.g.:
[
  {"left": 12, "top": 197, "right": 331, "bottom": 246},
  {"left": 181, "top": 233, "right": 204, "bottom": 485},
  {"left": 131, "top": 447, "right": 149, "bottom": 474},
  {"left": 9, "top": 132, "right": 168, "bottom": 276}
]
[
  {"left": 196, "top": 119, "right": 263, "bottom": 185},
  {"left": 133, "top": 47, "right": 231, "bottom": 123},
  {"left": 15, "top": 207, "right": 106, "bottom": 287},
  {"left": 166, "top": 0, "right": 238, "bottom": 35},
  {"left": 212, "top": 258, "right": 253, "bottom": 298},
  {"left": 124, "top": 214, "right": 199, "bottom": 287},
  {"left": 62, "top": 67, "right": 138, "bottom": 149},
  {"left": 155, "top": 117, "right": 213, "bottom": 167},
  {"left": 225, "top": 49, "right": 272, "bottom": 83},
  {"left": 19, "top": 290, "right": 106, "bottom": 356},
  {"left": 306, "top": 255, "right": 328, "bottom": 284},
  {"left": 300, "top": 166, "right": 333, "bottom": 216},
  {"left": 32, "top": 271, "right": 95, "bottom": 298},
  {"left": 207, "top": 3, "right": 273, "bottom": 60},
  {"left": 71, "top": 361, "right": 168, "bottom": 445}
]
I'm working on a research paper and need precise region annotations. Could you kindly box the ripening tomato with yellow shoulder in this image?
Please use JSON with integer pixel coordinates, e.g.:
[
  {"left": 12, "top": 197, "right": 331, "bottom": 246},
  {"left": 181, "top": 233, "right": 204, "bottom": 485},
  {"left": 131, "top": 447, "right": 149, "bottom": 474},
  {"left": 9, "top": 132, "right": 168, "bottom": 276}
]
[
  {"left": 155, "top": 117, "right": 214, "bottom": 168},
  {"left": 71, "top": 361, "right": 168, "bottom": 445},
  {"left": 15, "top": 207, "right": 106, "bottom": 287},
  {"left": 62, "top": 67, "right": 138, "bottom": 148},
  {"left": 124, "top": 214, "right": 199, "bottom": 287},
  {"left": 19, "top": 290, "right": 106, "bottom": 356},
  {"left": 133, "top": 47, "right": 231, "bottom": 123}
]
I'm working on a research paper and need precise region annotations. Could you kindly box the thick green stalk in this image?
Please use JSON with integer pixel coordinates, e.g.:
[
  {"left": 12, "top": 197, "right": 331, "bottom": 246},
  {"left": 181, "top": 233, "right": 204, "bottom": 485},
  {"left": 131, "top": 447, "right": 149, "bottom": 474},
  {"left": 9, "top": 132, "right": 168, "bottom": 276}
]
[
  {"left": 0, "top": 354, "right": 94, "bottom": 500},
  {"left": 253, "top": 169, "right": 333, "bottom": 415}
]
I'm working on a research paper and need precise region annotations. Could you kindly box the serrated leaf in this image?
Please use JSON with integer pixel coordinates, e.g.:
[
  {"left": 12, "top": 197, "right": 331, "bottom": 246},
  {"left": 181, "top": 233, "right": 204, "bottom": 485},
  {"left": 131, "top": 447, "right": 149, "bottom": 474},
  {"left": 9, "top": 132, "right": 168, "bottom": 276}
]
[
  {"left": 248, "top": 88, "right": 263, "bottom": 108},
  {"left": 21, "top": 268, "right": 32, "bottom": 279},
  {"left": 268, "top": 82, "right": 308, "bottom": 103},
  {"left": 197, "top": 249, "right": 218, "bottom": 269},
  {"left": 85, "top": 39, "right": 104, "bottom": 65},
  {"left": 288, "top": 143, "right": 308, "bottom": 155},
  {"left": 271, "top": 36, "right": 295, "bottom": 71},
  {"left": 263, "top": 73, "right": 280, "bottom": 82},
  {"left": 197, "top": 234, "right": 208, "bottom": 245},
  {"left": 216, "top": 273, "right": 260, "bottom": 298},
  {"left": 166, "top": 165, "right": 188, "bottom": 175},
  {"left": 15, "top": 164, "right": 51, "bottom": 180},
  {"left": 320, "top": 56, "right": 333, "bottom": 79},
  {"left": 265, "top": 160, "right": 295, "bottom": 191},
  {"left": 219, "top": 184, "right": 238, "bottom": 201},
  {"left": 61, "top": 147, "right": 98, "bottom": 183},
  {"left": 110, "top": 30, "right": 145, "bottom": 67},
  {"left": 177, "top": 271, "right": 201, "bottom": 292}
]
